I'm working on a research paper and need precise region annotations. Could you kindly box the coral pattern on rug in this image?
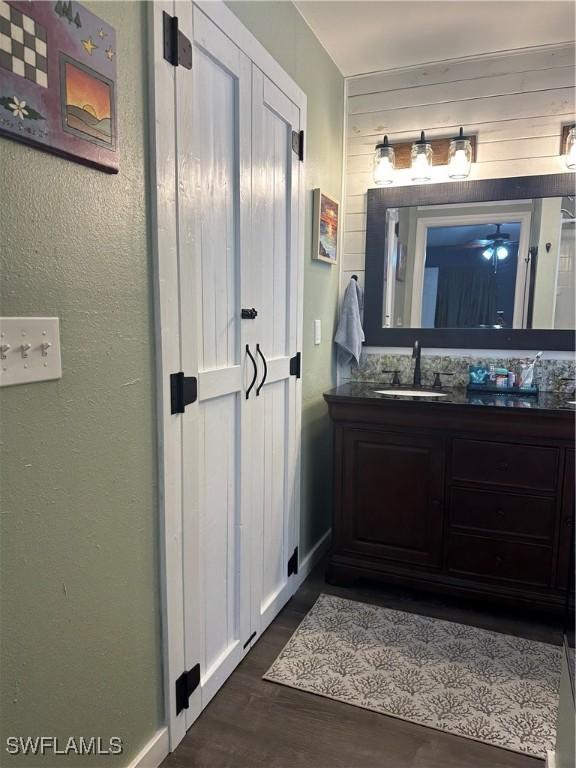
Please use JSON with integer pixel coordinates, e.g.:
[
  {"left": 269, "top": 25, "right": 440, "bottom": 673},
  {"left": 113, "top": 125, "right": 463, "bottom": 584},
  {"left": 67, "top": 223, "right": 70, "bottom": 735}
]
[{"left": 263, "top": 594, "right": 561, "bottom": 759}]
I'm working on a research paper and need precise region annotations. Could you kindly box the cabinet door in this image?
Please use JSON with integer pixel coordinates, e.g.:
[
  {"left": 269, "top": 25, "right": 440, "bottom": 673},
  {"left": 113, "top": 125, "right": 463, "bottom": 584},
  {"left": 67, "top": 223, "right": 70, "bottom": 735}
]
[
  {"left": 338, "top": 429, "right": 444, "bottom": 568},
  {"left": 557, "top": 449, "right": 575, "bottom": 590}
]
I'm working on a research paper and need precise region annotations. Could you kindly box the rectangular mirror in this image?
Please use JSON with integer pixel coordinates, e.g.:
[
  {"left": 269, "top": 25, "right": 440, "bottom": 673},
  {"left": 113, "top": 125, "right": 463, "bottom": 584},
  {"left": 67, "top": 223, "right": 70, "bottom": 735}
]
[{"left": 365, "top": 174, "right": 576, "bottom": 349}]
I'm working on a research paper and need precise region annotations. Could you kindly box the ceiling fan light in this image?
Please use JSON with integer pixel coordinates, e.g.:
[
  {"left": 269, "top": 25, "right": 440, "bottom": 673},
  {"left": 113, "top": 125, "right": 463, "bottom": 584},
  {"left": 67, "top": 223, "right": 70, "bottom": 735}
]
[
  {"left": 482, "top": 247, "right": 493, "bottom": 260},
  {"left": 448, "top": 127, "right": 472, "bottom": 179},
  {"left": 411, "top": 131, "right": 433, "bottom": 182},
  {"left": 496, "top": 245, "right": 509, "bottom": 260},
  {"left": 373, "top": 135, "right": 395, "bottom": 186}
]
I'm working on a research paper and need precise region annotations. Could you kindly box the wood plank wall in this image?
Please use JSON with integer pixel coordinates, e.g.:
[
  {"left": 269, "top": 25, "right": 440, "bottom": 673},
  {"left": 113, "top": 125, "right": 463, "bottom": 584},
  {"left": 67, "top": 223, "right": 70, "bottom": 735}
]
[{"left": 342, "top": 43, "right": 576, "bottom": 285}]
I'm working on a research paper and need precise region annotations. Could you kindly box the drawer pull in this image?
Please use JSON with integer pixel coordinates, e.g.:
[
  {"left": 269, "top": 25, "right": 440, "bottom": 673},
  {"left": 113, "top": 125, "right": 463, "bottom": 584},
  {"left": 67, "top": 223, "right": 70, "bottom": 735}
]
[
  {"left": 495, "top": 555, "right": 503, "bottom": 566},
  {"left": 496, "top": 508, "right": 505, "bottom": 517},
  {"left": 496, "top": 461, "right": 509, "bottom": 471}
]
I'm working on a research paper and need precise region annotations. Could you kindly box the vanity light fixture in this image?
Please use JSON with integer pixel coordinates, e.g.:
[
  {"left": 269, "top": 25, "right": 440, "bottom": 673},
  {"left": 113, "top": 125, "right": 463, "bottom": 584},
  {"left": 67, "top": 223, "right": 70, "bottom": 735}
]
[
  {"left": 411, "top": 131, "right": 433, "bottom": 182},
  {"left": 448, "top": 127, "right": 473, "bottom": 179},
  {"left": 373, "top": 135, "right": 396, "bottom": 186},
  {"left": 564, "top": 125, "right": 576, "bottom": 170}
]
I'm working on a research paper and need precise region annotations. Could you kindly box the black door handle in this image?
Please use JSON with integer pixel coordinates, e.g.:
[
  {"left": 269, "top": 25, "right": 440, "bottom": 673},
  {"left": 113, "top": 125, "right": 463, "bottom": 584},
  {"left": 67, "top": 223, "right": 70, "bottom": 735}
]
[
  {"left": 256, "top": 344, "right": 268, "bottom": 397},
  {"left": 246, "top": 344, "right": 258, "bottom": 399},
  {"left": 241, "top": 308, "right": 258, "bottom": 319}
]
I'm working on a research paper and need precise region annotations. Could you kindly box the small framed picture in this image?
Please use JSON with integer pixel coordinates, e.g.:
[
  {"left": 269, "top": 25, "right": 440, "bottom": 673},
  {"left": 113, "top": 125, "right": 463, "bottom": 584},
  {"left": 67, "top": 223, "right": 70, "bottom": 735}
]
[{"left": 312, "top": 189, "right": 339, "bottom": 264}]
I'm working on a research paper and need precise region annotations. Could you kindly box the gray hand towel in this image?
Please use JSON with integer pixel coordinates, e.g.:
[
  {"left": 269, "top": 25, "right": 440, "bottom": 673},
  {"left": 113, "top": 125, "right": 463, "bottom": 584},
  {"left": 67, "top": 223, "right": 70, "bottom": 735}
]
[{"left": 335, "top": 278, "right": 365, "bottom": 365}]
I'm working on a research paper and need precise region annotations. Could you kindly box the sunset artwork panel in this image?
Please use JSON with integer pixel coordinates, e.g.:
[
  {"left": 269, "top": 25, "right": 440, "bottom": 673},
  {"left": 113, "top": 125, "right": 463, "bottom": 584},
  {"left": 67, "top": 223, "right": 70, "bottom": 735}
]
[
  {"left": 312, "top": 189, "right": 339, "bottom": 265},
  {"left": 0, "top": 1, "right": 118, "bottom": 172},
  {"left": 61, "top": 56, "right": 113, "bottom": 147}
]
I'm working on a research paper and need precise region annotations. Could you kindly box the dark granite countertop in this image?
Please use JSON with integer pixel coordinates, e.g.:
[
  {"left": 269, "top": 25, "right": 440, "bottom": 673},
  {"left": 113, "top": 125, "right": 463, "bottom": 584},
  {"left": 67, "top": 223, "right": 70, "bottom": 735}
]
[{"left": 324, "top": 382, "right": 576, "bottom": 415}]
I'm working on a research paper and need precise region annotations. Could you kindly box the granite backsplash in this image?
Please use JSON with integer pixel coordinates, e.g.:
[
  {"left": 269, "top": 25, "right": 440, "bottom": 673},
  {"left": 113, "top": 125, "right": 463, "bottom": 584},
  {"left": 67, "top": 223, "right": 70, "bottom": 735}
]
[{"left": 349, "top": 352, "right": 576, "bottom": 394}]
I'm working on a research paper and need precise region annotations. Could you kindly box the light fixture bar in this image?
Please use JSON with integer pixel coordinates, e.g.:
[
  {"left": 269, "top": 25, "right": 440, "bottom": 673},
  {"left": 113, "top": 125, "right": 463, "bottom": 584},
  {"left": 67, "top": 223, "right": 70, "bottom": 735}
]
[{"left": 377, "top": 133, "right": 477, "bottom": 170}]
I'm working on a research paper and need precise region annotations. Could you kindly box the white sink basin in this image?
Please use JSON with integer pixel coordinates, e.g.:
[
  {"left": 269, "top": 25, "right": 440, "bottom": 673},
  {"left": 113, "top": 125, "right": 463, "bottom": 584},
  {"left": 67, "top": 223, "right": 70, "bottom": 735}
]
[{"left": 374, "top": 389, "right": 448, "bottom": 398}]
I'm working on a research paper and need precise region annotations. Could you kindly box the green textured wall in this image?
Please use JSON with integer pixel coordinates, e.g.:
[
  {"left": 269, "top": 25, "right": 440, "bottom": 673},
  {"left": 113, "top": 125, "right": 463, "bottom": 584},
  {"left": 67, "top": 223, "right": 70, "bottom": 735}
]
[
  {"left": 226, "top": 1, "right": 344, "bottom": 556},
  {"left": 0, "top": 2, "right": 163, "bottom": 765}
]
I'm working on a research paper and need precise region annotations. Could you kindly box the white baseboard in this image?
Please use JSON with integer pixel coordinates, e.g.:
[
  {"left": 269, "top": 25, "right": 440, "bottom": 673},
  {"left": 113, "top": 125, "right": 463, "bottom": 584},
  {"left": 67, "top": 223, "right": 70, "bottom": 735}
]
[
  {"left": 546, "top": 750, "right": 556, "bottom": 768},
  {"left": 295, "top": 529, "right": 331, "bottom": 590},
  {"left": 125, "top": 727, "right": 169, "bottom": 768}
]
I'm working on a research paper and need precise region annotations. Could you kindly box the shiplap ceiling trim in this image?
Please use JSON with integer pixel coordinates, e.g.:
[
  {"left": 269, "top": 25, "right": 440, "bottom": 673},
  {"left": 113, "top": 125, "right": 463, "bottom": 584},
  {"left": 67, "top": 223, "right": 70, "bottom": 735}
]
[
  {"left": 346, "top": 42, "right": 574, "bottom": 95},
  {"left": 348, "top": 67, "right": 574, "bottom": 116}
]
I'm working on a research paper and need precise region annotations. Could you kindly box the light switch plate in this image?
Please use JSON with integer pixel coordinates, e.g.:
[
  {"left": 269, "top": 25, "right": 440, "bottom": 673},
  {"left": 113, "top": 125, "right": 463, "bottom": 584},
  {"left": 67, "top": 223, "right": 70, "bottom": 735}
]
[
  {"left": 314, "top": 319, "right": 321, "bottom": 345},
  {"left": 0, "top": 317, "right": 62, "bottom": 387}
]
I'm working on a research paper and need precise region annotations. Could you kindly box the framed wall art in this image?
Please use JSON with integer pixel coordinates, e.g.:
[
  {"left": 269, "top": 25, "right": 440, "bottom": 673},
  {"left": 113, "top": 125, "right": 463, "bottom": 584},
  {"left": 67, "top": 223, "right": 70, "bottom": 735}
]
[
  {"left": 0, "top": 0, "right": 118, "bottom": 172},
  {"left": 312, "top": 188, "right": 339, "bottom": 265}
]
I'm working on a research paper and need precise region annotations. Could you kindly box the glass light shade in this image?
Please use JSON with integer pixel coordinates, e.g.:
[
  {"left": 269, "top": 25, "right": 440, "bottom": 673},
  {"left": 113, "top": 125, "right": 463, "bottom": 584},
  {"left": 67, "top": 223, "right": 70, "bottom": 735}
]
[
  {"left": 496, "top": 245, "right": 509, "bottom": 260},
  {"left": 411, "top": 132, "right": 433, "bottom": 182},
  {"left": 482, "top": 247, "right": 493, "bottom": 260},
  {"left": 448, "top": 137, "right": 472, "bottom": 179},
  {"left": 373, "top": 140, "right": 395, "bottom": 186},
  {"left": 565, "top": 126, "right": 576, "bottom": 170}
]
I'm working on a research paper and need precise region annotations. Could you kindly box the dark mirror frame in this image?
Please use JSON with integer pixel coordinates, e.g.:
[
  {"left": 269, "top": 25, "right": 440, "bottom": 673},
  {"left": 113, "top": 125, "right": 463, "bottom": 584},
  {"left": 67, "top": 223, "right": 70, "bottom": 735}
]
[{"left": 364, "top": 173, "right": 576, "bottom": 350}]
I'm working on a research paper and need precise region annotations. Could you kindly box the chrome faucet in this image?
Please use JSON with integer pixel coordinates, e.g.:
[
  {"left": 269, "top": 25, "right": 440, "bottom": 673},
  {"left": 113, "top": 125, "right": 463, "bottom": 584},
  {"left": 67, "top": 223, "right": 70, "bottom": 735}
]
[{"left": 412, "top": 340, "right": 422, "bottom": 388}]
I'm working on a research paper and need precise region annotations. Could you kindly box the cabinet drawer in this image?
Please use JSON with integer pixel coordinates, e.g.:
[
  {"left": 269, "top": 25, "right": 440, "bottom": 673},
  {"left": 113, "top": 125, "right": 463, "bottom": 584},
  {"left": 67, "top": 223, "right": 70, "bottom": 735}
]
[
  {"left": 446, "top": 533, "right": 553, "bottom": 587},
  {"left": 451, "top": 439, "right": 558, "bottom": 492},
  {"left": 449, "top": 487, "right": 556, "bottom": 540}
]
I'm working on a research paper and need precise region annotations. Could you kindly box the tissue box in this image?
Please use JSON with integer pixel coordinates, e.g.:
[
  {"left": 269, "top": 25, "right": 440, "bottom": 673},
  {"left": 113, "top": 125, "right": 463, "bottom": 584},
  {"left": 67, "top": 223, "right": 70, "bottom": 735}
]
[{"left": 469, "top": 365, "right": 489, "bottom": 385}]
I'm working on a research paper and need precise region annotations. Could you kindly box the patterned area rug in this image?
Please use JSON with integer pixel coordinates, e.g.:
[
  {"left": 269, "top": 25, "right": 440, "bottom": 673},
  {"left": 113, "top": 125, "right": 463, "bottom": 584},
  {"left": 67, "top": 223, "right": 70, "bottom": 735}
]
[{"left": 264, "top": 594, "right": 561, "bottom": 759}]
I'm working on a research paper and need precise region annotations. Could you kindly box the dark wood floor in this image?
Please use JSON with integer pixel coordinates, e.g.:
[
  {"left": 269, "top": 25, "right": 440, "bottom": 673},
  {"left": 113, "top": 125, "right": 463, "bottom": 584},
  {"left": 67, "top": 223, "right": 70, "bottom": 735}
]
[{"left": 162, "top": 562, "right": 562, "bottom": 768}]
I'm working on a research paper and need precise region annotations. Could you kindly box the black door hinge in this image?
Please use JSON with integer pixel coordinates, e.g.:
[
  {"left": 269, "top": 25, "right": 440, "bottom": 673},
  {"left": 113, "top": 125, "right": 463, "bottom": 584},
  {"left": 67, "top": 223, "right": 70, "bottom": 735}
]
[
  {"left": 243, "top": 631, "right": 257, "bottom": 650},
  {"left": 170, "top": 372, "right": 198, "bottom": 414},
  {"left": 163, "top": 11, "right": 192, "bottom": 69},
  {"left": 175, "top": 664, "right": 200, "bottom": 715},
  {"left": 291, "top": 130, "right": 304, "bottom": 162},
  {"left": 287, "top": 546, "right": 298, "bottom": 577},
  {"left": 289, "top": 352, "right": 301, "bottom": 379}
]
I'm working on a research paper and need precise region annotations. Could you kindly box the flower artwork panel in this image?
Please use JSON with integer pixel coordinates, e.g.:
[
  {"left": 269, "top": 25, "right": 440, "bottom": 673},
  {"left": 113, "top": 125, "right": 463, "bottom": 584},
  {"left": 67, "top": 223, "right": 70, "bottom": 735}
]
[{"left": 0, "top": 0, "right": 118, "bottom": 172}]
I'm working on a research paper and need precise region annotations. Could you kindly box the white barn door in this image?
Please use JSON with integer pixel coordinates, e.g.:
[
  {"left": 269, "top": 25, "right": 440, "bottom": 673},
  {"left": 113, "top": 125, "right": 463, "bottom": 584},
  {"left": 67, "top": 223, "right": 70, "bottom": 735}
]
[
  {"left": 250, "top": 69, "right": 302, "bottom": 636},
  {"left": 178, "top": 6, "right": 253, "bottom": 728}
]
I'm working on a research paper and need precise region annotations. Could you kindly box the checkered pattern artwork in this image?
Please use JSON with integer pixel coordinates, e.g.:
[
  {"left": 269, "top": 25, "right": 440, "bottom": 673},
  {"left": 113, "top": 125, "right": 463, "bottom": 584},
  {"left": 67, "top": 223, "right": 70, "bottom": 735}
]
[
  {"left": 0, "top": 1, "right": 118, "bottom": 171},
  {"left": 0, "top": 1, "right": 48, "bottom": 88}
]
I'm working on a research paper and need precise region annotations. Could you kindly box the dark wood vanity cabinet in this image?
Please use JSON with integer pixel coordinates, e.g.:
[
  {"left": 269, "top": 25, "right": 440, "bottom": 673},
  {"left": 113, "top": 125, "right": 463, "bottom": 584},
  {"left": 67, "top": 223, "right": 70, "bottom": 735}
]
[{"left": 326, "top": 391, "right": 575, "bottom": 612}]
